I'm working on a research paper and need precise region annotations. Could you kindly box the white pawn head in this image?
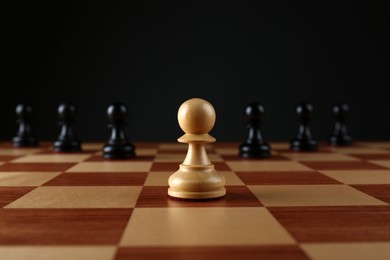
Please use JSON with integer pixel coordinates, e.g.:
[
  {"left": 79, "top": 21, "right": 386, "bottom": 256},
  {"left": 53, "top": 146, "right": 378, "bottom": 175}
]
[{"left": 178, "top": 98, "right": 216, "bottom": 134}]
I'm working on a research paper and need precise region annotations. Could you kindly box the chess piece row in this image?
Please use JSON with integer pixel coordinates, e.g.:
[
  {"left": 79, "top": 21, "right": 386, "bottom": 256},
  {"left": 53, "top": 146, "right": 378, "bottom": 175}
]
[
  {"left": 240, "top": 102, "right": 353, "bottom": 158},
  {"left": 10, "top": 101, "right": 352, "bottom": 160},
  {"left": 12, "top": 102, "right": 135, "bottom": 159}
]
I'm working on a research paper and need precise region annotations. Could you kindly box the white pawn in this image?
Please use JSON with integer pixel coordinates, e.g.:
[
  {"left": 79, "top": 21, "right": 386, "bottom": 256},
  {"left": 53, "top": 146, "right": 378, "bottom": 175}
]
[{"left": 168, "top": 98, "right": 226, "bottom": 199}]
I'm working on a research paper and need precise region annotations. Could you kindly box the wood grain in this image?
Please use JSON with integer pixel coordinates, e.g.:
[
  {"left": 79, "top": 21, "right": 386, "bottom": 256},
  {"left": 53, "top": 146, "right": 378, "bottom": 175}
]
[
  {"left": 115, "top": 246, "right": 309, "bottom": 260},
  {"left": 269, "top": 206, "right": 390, "bottom": 242},
  {"left": 0, "top": 209, "right": 132, "bottom": 244}
]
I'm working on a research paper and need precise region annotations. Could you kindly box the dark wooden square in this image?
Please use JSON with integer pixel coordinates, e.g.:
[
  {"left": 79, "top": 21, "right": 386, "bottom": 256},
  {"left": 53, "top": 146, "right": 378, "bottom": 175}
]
[
  {"left": 0, "top": 187, "right": 35, "bottom": 207},
  {"left": 269, "top": 206, "right": 390, "bottom": 242},
  {"left": 352, "top": 184, "right": 390, "bottom": 204},
  {"left": 0, "top": 163, "right": 75, "bottom": 172},
  {"left": 236, "top": 171, "right": 341, "bottom": 185},
  {"left": 347, "top": 154, "right": 390, "bottom": 160},
  {"left": 0, "top": 208, "right": 132, "bottom": 244},
  {"left": 300, "top": 161, "right": 388, "bottom": 170},
  {"left": 43, "top": 172, "right": 148, "bottom": 186}
]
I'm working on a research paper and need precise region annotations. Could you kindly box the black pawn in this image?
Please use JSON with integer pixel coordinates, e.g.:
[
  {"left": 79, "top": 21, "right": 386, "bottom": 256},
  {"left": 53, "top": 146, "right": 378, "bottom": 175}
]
[
  {"left": 12, "top": 103, "right": 38, "bottom": 147},
  {"left": 290, "top": 102, "right": 318, "bottom": 151},
  {"left": 53, "top": 103, "right": 82, "bottom": 152},
  {"left": 329, "top": 103, "right": 352, "bottom": 146},
  {"left": 103, "top": 102, "right": 136, "bottom": 159},
  {"left": 239, "top": 103, "right": 271, "bottom": 158}
]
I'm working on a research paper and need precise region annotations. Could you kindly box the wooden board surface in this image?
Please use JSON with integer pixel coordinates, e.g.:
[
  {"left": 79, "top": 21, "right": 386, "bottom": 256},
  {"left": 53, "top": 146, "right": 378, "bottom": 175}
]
[{"left": 0, "top": 142, "right": 390, "bottom": 260}]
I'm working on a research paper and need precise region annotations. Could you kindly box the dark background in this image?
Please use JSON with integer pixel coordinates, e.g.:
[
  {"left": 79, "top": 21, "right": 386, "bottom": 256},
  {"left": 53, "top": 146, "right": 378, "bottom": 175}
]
[{"left": 3, "top": 1, "right": 388, "bottom": 142}]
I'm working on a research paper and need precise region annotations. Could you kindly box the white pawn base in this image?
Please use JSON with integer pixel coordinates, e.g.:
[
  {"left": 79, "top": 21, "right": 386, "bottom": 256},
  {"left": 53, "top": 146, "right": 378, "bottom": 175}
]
[{"left": 168, "top": 164, "right": 226, "bottom": 199}]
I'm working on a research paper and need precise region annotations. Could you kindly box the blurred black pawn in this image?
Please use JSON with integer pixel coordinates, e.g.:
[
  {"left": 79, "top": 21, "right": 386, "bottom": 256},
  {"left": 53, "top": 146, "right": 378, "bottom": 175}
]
[
  {"left": 103, "top": 102, "right": 136, "bottom": 159},
  {"left": 12, "top": 103, "right": 38, "bottom": 147},
  {"left": 53, "top": 103, "right": 82, "bottom": 152},
  {"left": 239, "top": 103, "right": 271, "bottom": 158},
  {"left": 290, "top": 102, "right": 318, "bottom": 151},
  {"left": 329, "top": 103, "right": 353, "bottom": 146}
]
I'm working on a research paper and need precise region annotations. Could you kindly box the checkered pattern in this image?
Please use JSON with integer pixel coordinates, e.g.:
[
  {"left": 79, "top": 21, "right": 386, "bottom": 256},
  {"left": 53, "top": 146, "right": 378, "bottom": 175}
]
[{"left": 0, "top": 142, "right": 390, "bottom": 260}]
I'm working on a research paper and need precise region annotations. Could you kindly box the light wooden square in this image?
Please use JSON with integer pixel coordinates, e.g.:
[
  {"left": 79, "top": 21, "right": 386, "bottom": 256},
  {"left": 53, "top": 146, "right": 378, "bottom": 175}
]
[
  {"left": 81, "top": 143, "right": 104, "bottom": 150},
  {"left": 144, "top": 171, "right": 171, "bottom": 186},
  {"left": 320, "top": 170, "right": 390, "bottom": 184},
  {"left": 0, "top": 148, "right": 43, "bottom": 156},
  {"left": 281, "top": 153, "right": 358, "bottom": 161},
  {"left": 269, "top": 142, "right": 290, "bottom": 149},
  {"left": 120, "top": 207, "right": 295, "bottom": 246},
  {"left": 11, "top": 154, "right": 91, "bottom": 163},
  {"left": 214, "top": 148, "right": 237, "bottom": 155},
  {"left": 0, "top": 246, "right": 116, "bottom": 260},
  {"left": 153, "top": 153, "right": 185, "bottom": 162},
  {"left": 248, "top": 185, "right": 387, "bottom": 206},
  {"left": 222, "top": 171, "right": 246, "bottom": 185},
  {"left": 137, "top": 148, "right": 158, "bottom": 156},
  {"left": 301, "top": 242, "right": 390, "bottom": 260},
  {"left": 66, "top": 162, "right": 152, "bottom": 172},
  {"left": 0, "top": 245, "right": 116, "bottom": 260},
  {"left": 5, "top": 186, "right": 142, "bottom": 208},
  {"left": 226, "top": 161, "right": 313, "bottom": 171},
  {"left": 0, "top": 172, "right": 61, "bottom": 186}
]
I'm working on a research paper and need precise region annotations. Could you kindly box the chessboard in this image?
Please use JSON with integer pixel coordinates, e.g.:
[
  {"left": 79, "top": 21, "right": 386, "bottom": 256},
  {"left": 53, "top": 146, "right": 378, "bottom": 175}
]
[{"left": 0, "top": 142, "right": 390, "bottom": 260}]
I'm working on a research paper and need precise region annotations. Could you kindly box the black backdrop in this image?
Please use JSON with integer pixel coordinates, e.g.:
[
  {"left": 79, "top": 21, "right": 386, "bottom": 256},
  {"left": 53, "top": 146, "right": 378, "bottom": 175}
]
[{"left": 3, "top": 1, "right": 388, "bottom": 142}]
